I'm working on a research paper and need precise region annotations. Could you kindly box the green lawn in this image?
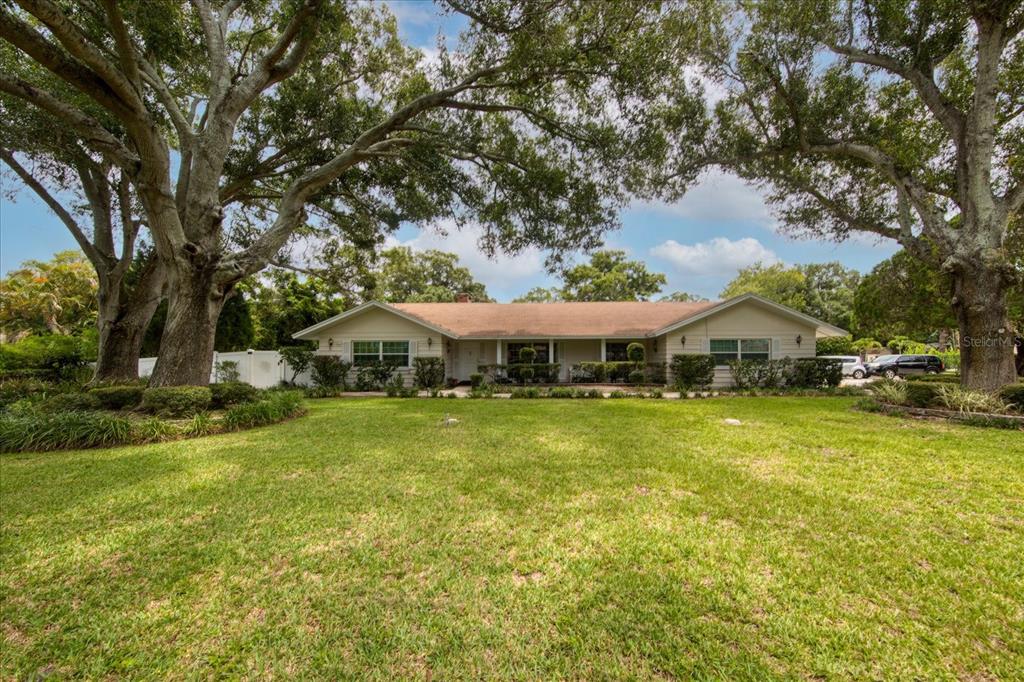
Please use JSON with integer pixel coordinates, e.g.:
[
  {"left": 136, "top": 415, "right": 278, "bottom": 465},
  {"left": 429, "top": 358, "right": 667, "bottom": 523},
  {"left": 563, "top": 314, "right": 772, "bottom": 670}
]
[{"left": 1, "top": 398, "right": 1022, "bottom": 679}]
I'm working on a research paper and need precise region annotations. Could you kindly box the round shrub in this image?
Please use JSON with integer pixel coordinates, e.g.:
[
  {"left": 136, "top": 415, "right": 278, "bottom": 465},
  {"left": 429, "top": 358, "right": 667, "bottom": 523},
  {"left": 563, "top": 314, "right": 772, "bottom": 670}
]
[
  {"left": 89, "top": 385, "right": 145, "bottom": 410},
  {"left": 141, "top": 386, "right": 212, "bottom": 417},
  {"left": 518, "top": 346, "right": 537, "bottom": 364},
  {"left": 670, "top": 354, "right": 716, "bottom": 390},
  {"left": 470, "top": 373, "right": 485, "bottom": 388},
  {"left": 517, "top": 366, "right": 535, "bottom": 384},
  {"left": 210, "top": 382, "right": 259, "bottom": 408},
  {"left": 626, "top": 342, "right": 646, "bottom": 363},
  {"left": 39, "top": 391, "right": 102, "bottom": 413},
  {"left": 628, "top": 368, "right": 646, "bottom": 385}
]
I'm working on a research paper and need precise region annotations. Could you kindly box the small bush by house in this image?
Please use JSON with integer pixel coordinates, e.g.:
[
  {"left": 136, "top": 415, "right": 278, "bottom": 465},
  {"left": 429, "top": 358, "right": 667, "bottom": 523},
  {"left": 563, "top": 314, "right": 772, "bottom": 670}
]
[
  {"left": 311, "top": 356, "right": 351, "bottom": 390},
  {"left": 670, "top": 354, "right": 715, "bottom": 390},
  {"left": 413, "top": 357, "right": 445, "bottom": 389},
  {"left": 790, "top": 358, "right": 843, "bottom": 389},
  {"left": 141, "top": 386, "right": 212, "bottom": 417},
  {"left": 89, "top": 385, "right": 145, "bottom": 410},
  {"left": 354, "top": 361, "right": 394, "bottom": 391}
]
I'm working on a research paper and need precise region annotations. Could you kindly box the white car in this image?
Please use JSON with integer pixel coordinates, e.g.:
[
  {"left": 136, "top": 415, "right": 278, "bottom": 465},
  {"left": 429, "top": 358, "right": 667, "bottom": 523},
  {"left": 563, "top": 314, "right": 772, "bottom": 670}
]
[{"left": 821, "top": 355, "right": 867, "bottom": 379}]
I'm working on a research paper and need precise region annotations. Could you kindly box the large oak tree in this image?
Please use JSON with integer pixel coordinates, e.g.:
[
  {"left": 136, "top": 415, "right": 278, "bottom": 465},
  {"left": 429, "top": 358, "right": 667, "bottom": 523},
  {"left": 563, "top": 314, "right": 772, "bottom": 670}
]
[
  {"left": 1, "top": 0, "right": 698, "bottom": 385},
  {"left": 682, "top": 0, "right": 1023, "bottom": 389}
]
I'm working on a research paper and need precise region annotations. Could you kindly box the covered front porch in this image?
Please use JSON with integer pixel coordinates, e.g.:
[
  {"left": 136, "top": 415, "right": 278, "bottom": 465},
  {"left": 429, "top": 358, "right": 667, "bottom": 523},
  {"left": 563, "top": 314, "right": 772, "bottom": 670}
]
[{"left": 445, "top": 337, "right": 659, "bottom": 383}]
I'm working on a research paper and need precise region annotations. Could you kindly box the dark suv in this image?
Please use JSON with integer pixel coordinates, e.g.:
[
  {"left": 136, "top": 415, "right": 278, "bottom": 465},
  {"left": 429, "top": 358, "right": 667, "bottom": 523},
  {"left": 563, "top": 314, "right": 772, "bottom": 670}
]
[{"left": 866, "top": 354, "right": 945, "bottom": 378}]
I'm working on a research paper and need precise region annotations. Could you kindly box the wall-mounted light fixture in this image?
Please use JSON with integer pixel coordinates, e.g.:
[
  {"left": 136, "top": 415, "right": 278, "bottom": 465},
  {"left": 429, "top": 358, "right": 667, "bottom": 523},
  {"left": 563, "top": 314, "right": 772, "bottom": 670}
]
[
  {"left": 446, "top": 340, "right": 452, "bottom": 353},
  {"left": 680, "top": 335, "right": 686, "bottom": 347},
  {"left": 427, "top": 337, "right": 433, "bottom": 348},
  {"left": 796, "top": 334, "right": 803, "bottom": 347},
  {"left": 328, "top": 337, "right": 334, "bottom": 350},
  {"left": 653, "top": 339, "right": 658, "bottom": 353}
]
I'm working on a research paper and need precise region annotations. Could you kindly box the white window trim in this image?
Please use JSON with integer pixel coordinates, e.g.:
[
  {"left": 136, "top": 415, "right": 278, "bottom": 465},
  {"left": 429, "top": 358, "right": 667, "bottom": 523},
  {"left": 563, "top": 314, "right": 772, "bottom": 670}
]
[
  {"left": 351, "top": 340, "right": 412, "bottom": 368},
  {"left": 709, "top": 337, "right": 772, "bottom": 367}
]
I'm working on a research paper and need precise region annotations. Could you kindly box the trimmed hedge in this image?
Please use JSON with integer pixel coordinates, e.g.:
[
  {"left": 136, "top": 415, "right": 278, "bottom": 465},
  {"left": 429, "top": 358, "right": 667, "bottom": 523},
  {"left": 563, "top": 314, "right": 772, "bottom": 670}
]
[
  {"left": 141, "top": 386, "right": 212, "bottom": 417},
  {"left": 905, "top": 382, "right": 941, "bottom": 408},
  {"left": 669, "top": 354, "right": 715, "bottom": 390},
  {"left": 790, "top": 358, "right": 843, "bottom": 389},
  {"left": 570, "top": 362, "right": 665, "bottom": 384},
  {"left": 89, "top": 385, "right": 145, "bottom": 410},
  {"left": 906, "top": 374, "right": 961, "bottom": 384},
  {"left": 210, "top": 382, "right": 259, "bottom": 408},
  {"left": 478, "top": 363, "right": 561, "bottom": 384},
  {"left": 728, "top": 358, "right": 842, "bottom": 389},
  {"left": 39, "top": 392, "right": 102, "bottom": 413}
]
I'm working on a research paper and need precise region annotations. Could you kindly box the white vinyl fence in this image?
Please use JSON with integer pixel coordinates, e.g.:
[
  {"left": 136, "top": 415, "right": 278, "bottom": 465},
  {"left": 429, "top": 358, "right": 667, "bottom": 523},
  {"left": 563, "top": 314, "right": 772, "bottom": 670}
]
[{"left": 139, "top": 350, "right": 311, "bottom": 388}]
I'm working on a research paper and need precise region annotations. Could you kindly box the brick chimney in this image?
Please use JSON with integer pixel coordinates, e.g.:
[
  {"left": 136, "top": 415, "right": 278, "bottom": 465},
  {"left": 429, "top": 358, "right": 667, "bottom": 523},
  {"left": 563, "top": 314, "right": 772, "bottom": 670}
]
[{"left": 455, "top": 292, "right": 472, "bottom": 303}]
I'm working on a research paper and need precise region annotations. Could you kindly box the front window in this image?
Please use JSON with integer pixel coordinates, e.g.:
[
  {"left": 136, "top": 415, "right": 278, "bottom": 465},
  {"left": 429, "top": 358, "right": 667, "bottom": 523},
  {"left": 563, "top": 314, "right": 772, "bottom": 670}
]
[
  {"left": 710, "top": 338, "right": 771, "bottom": 365},
  {"left": 605, "top": 342, "right": 629, "bottom": 361},
  {"left": 507, "top": 342, "right": 550, "bottom": 363},
  {"left": 353, "top": 340, "right": 409, "bottom": 366}
]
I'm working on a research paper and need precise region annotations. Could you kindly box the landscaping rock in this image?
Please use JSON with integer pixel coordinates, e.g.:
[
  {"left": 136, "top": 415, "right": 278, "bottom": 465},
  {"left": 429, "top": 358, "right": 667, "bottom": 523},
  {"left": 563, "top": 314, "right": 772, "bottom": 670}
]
[{"left": 723, "top": 418, "right": 742, "bottom": 426}]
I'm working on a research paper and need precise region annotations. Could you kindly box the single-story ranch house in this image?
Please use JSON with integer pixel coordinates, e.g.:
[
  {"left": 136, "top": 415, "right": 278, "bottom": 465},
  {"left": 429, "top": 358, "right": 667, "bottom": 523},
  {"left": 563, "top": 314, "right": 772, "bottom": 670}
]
[{"left": 293, "top": 293, "right": 847, "bottom": 387}]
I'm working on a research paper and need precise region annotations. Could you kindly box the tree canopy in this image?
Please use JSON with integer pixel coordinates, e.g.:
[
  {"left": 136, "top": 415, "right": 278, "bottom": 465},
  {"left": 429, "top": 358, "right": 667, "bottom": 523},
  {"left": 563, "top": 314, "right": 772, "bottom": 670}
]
[
  {"left": 675, "top": 0, "right": 1024, "bottom": 388},
  {"left": 720, "top": 261, "right": 860, "bottom": 330},
  {"left": 363, "top": 247, "right": 490, "bottom": 303},
  {"left": 557, "top": 250, "right": 667, "bottom": 301},
  {"left": 0, "top": 251, "right": 97, "bottom": 340}
]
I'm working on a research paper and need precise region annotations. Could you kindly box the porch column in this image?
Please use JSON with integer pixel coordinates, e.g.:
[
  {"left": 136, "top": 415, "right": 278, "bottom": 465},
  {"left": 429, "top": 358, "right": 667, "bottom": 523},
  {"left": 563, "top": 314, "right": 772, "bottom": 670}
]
[
  {"left": 548, "top": 339, "right": 554, "bottom": 364},
  {"left": 600, "top": 339, "right": 607, "bottom": 361},
  {"left": 496, "top": 339, "right": 503, "bottom": 364}
]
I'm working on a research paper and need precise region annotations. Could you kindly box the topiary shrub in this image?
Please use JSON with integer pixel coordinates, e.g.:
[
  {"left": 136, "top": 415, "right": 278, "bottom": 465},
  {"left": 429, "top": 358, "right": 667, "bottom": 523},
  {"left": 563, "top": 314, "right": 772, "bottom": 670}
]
[
  {"left": 789, "top": 358, "right": 843, "bottom": 388},
  {"left": 905, "top": 382, "right": 941, "bottom": 408},
  {"left": 39, "top": 391, "right": 102, "bottom": 413},
  {"left": 209, "top": 381, "right": 258, "bottom": 408},
  {"left": 998, "top": 383, "right": 1024, "bottom": 413},
  {"left": 413, "top": 357, "right": 445, "bottom": 388},
  {"left": 626, "top": 342, "right": 646, "bottom": 363},
  {"left": 670, "top": 354, "right": 716, "bottom": 390},
  {"left": 518, "top": 346, "right": 537, "bottom": 364},
  {"left": 470, "top": 373, "right": 485, "bottom": 388},
  {"left": 141, "top": 386, "right": 212, "bottom": 417},
  {"left": 516, "top": 366, "right": 535, "bottom": 384},
  {"left": 628, "top": 368, "right": 646, "bottom": 385},
  {"left": 311, "top": 356, "right": 351, "bottom": 390},
  {"left": 89, "top": 385, "right": 145, "bottom": 410}
]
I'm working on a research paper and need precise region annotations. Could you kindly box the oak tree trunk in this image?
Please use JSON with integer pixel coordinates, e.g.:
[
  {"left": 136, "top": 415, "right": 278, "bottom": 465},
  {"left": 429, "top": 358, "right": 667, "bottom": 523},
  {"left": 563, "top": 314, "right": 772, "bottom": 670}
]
[
  {"left": 147, "top": 266, "right": 227, "bottom": 387},
  {"left": 92, "top": 257, "right": 165, "bottom": 384},
  {"left": 952, "top": 265, "right": 1017, "bottom": 391}
]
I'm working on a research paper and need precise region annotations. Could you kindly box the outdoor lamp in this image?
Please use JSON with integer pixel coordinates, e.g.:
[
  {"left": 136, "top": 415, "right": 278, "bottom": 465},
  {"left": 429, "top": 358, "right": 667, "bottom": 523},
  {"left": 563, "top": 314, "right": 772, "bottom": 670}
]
[
  {"left": 680, "top": 335, "right": 686, "bottom": 347},
  {"left": 328, "top": 337, "right": 334, "bottom": 350},
  {"left": 427, "top": 337, "right": 433, "bottom": 348},
  {"left": 796, "top": 334, "right": 803, "bottom": 347}
]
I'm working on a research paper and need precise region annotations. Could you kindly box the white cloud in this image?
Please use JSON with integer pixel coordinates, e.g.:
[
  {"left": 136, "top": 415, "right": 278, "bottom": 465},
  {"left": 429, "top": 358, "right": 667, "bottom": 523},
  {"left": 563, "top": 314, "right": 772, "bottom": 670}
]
[
  {"left": 384, "top": 220, "right": 546, "bottom": 294},
  {"left": 650, "top": 237, "right": 779, "bottom": 276},
  {"left": 640, "top": 169, "right": 774, "bottom": 225},
  {"left": 382, "top": 0, "right": 437, "bottom": 27}
]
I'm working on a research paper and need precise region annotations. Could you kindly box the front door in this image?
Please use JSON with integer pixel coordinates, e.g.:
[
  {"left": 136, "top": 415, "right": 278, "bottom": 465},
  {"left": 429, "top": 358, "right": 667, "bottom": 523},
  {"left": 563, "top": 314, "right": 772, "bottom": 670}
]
[{"left": 457, "top": 342, "right": 478, "bottom": 381}]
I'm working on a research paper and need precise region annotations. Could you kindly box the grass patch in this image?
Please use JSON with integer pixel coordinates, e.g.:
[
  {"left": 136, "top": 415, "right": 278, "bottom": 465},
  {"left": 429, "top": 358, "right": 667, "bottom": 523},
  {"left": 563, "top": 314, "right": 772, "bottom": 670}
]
[{"left": 1, "top": 398, "right": 1022, "bottom": 678}]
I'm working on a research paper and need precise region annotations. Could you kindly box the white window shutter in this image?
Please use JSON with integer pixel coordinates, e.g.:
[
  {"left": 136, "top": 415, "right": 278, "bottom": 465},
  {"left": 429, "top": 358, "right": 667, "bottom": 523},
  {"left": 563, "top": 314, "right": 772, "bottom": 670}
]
[
  {"left": 772, "top": 337, "right": 782, "bottom": 359},
  {"left": 700, "top": 337, "right": 710, "bottom": 353},
  {"left": 408, "top": 339, "right": 417, "bottom": 360},
  {"left": 340, "top": 340, "right": 350, "bottom": 361}
]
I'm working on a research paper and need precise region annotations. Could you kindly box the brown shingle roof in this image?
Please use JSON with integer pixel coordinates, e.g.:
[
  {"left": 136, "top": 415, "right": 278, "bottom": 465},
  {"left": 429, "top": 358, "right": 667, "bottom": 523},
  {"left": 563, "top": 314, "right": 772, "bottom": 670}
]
[{"left": 390, "top": 301, "right": 718, "bottom": 338}]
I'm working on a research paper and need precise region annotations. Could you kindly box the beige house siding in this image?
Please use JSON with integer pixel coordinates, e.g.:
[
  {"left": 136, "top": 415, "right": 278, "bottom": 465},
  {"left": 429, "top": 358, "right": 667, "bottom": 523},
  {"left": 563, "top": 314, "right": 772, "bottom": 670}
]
[
  {"left": 307, "top": 307, "right": 444, "bottom": 386},
  {"left": 659, "top": 300, "right": 818, "bottom": 387}
]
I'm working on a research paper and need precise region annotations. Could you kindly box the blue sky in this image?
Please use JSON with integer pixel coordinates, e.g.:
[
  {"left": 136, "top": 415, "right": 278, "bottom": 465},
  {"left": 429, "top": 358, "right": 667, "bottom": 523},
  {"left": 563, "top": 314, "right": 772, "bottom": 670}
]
[{"left": 0, "top": 0, "right": 900, "bottom": 301}]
